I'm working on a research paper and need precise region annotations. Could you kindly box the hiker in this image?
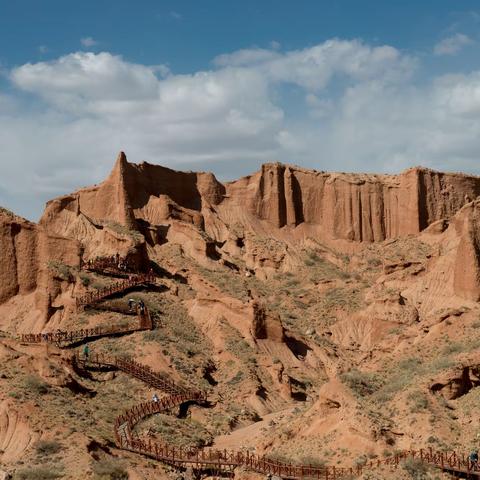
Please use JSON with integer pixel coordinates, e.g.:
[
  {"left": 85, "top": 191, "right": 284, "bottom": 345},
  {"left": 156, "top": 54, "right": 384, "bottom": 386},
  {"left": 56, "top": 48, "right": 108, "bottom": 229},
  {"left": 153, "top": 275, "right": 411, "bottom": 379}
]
[
  {"left": 83, "top": 344, "right": 90, "bottom": 359},
  {"left": 152, "top": 393, "right": 159, "bottom": 403},
  {"left": 128, "top": 298, "right": 136, "bottom": 311},
  {"left": 470, "top": 450, "right": 479, "bottom": 469},
  {"left": 138, "top": 300, "right": 145, "bottom": 315}
]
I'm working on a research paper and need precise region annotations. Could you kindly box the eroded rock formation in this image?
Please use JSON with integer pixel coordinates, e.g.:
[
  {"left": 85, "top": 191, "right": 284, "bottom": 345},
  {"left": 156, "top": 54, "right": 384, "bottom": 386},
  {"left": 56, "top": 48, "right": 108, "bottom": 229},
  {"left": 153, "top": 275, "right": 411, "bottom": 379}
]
[
  {"left": 3, "top": 152, "right": 480, "bottom": 324},
  {"left": 40, "top": 153, "right": 480, "bottom": 247}
]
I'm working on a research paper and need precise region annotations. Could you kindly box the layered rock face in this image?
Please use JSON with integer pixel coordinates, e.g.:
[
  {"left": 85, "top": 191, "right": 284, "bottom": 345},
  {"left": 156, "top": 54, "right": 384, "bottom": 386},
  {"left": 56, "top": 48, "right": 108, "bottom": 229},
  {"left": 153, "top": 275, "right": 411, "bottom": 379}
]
[
  {"left": 453, "top": 200, "right": 480, "bottom": 301},
  {"left": 0, "top": 210, "right": 37, "bottom": 304},
  {"left": 5, "top": 152, "right": 480, "bottom": 313},
  {"left": 0, "top": 209, "right": 80, "bottom": 316},
  {"left": 227, "top": 164, "right": 480, "bottom": 241},
  {"left": 40, "top": 153, "right": 480, "bottom": 246}
]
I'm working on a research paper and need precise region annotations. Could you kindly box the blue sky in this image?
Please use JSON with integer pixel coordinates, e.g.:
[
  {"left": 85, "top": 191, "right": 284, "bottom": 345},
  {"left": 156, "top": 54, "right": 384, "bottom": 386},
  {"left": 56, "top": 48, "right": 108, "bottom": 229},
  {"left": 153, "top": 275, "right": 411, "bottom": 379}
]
[
  {"left": 2, "top": 1, "right": 480, "bottom": 71},
  {"left": 1, "top": 1, "right": 480, "bottom": 219}
]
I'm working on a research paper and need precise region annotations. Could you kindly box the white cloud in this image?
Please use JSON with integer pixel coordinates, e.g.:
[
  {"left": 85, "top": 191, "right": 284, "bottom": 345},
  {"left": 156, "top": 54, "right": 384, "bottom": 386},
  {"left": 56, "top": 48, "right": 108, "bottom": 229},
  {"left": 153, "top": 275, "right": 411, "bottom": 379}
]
[
  {"left": 270, "top": 40, "right": 281, "bottom": 50},
  {"left": 216, "top": 39, "right": 415, "bottom": 92},
  {"left": 3, "top": 39, "right": 480, "bottom": 221},
  {"left": 38, "top": 45, "right": 48, "bottom": 54},
  {"left": 434, "top": 33, "right": 473, "bottom": 56},
  {"left": 80, "top": 36, "right": 98, "bottom": 48}
]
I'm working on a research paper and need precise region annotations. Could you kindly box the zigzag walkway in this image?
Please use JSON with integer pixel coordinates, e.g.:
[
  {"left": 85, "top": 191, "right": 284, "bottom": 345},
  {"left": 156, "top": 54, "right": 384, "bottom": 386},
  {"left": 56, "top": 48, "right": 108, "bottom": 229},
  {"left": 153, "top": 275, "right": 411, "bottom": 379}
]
[
  {"left": 21, "top": 265, "right": 480, "bottom": 479},
  {"left": 20, "top": 316, "right": 151, "bottom": 348},
  {"left": 76, "top": 273, "right": 156, "bottom": 308},
  {"left": 22, "top": 271, "right": 154, "bottom": 347},
  {"left": 75, "top": 352, "right": 480, "bottom": 479}
]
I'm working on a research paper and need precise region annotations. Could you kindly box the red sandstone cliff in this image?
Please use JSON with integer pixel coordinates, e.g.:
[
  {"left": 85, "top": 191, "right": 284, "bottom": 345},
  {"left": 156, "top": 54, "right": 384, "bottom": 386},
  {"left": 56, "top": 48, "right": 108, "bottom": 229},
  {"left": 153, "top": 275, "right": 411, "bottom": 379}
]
[
  {"left": 40, "top": 153, "right": 480, "bottom": 246},
  {"left": 0, "top": 208, "right": 80, "bottom": 320},
  {"left": 3, "top": 152, "right": 480, "bottom": 317},
  {"left": 453, "top": 199, "right": 480, "bottom": 301}
]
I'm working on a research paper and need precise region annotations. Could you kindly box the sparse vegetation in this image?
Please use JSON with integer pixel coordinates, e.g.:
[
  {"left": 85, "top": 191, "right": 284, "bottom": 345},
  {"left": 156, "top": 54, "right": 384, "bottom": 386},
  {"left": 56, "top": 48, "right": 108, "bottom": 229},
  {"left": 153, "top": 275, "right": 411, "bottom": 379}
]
[
  {"left": 13, "top": 467, "right": 63, "bottom": 480},
  {"left": 24, "top": 375, "right": 49, "bottom": 395},
  {"left": 341, "top": 369, "right": 384, "bottom": 397},
  {"left": 92, "top": 458, "right": 128, "bottom": 480},
  {"left": 101, "top": 220, "right": 144, "bottom": 243},
  {"left": 401, "top": 457, "right": 430, "bottom": 479},
  {"left": 0, "top": 206, "right": 16, "bottom": 217},
  {"left": 35, "top": 439, "right": 62, "bottom": 455},
  {"left": 78, "top": 271, "right": 92, "bottom": 286},
  {"left": 47, "top": 260, "right": 74, "bottom": 282}
]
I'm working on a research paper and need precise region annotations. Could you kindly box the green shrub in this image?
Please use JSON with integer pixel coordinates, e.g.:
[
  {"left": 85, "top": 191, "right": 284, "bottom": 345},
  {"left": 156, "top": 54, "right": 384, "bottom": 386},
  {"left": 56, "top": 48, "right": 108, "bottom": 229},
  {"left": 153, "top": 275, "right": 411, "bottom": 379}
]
[
  {"left": 78, "top": 272, "right": 91, "bottom": 287},
  {"left": 102, "top": 221, "right": 144, "bottom": 243},
  {"left": 340, "top": 369, "right": 383, "bottom": 396},
  {"left": 14, "top": 467, "right": 63, "bottom": 480},
  {"left": 0, "top": 206, "right": 15, "bottom": 217},
  {"left": 407, "top": 391, "right": 429, "bottom": 412},
  {"left": 35, "top": 440, "right": 62, "bottom": 455},
  {"left": 92, "top": 458, "right": 128, "bottom": 480},
  {"left": 24, "top": 375, "right": 49, "bottom": 395},
  {"left": 299, "top": 455, "right": 326, "bottom": 467},
  {"left": 441, "top": 342, "right": 463, "bottom": 355},
  {"left": 401, "top": 457, "right": 430, "bottom": 479},
  {"left": 47, "top": 261, "right": 73, "bottom": 282}
]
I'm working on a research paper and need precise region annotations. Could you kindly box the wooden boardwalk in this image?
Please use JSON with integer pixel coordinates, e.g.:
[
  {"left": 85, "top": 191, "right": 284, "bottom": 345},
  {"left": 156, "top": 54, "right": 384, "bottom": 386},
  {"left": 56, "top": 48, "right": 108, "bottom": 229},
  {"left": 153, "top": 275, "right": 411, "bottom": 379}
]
[{"left": 20, "top": 262, "right": 480, "bottom": 479}]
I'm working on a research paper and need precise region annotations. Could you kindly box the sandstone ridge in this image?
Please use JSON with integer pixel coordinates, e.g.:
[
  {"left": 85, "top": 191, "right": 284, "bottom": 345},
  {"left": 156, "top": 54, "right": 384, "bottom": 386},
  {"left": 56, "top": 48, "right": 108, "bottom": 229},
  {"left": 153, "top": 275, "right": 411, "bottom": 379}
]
[{"left": 41, "top": 152, "right": 480, "bottom": 245}]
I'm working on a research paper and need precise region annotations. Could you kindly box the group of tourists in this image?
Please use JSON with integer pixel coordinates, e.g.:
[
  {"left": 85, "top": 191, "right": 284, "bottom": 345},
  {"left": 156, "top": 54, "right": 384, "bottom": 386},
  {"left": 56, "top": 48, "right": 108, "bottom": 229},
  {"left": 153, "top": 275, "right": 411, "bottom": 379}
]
[
  {"left": 128, "top": 298, "right": 146, "bottom": 314},
  {"left": 84, "top": 254, "right": 136, "bottom": 273},
  {"left": 470, "top": 450, "right": 479, "bottom": 468}
]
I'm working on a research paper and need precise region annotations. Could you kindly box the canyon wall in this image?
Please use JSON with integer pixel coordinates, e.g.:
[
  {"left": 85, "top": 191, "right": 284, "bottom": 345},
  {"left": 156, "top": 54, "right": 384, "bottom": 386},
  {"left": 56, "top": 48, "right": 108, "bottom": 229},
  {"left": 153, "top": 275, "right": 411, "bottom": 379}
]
[
  {"left": 0, "top": 210, "right": 38, "bottom": 304},
  {"left": 3, "top": 152, "right": 480, "bottom": 314},
  {"left": 226, "top": 163, "right": 480, "bottom": 242},
  {"left": 454, "top": 200, "right": 480, "bottom": 301},
  {"left": 0, "top": 209, "right": 80, "bottom": 315},
  {"left": 40, "top": 153, "right": 480, "bottom": 245}
]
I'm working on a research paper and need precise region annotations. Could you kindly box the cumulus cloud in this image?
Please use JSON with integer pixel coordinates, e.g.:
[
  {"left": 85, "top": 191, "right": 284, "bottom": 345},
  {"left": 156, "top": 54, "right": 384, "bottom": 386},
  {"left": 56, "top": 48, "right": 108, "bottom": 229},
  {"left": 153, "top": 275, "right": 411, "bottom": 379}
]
[
  {"left": 2, "top": 38, "right": 480, "bottom": 220},
  {"left": 216, "top": 39, "right": 415, "bottom": 91},
  {"left": 434, "top": 33, "right": 473, "bottom": 55}
]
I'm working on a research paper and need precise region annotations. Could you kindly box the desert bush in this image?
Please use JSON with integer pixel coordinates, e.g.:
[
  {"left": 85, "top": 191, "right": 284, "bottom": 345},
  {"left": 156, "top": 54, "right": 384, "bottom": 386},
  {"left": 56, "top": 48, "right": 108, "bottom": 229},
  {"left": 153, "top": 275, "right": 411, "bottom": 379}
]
[
  {"left": 441, "top": 342, "right": 463, "bottom": 355},
  {"left": 407, "top": 391, "right": 429, "bottom": 412},
  {"left": 228, "top": 370, "right": 244, "bottom": 385},
  {"left": 299, "top": 455, "right": 326, "bottom": 467},
  {"left": 14, "top": 467, "right": 63, "bottom": 479},
  {"left": 0, "top": 206, "right": 15, "bottom": 217},
  {"left": 92, "top": 458, "right": 128, "bottom": 480},
  {"left": 428, "top": 356, "right": 455, "bottom": 373},
  {"left": 47, "top": 260, "right": 73, "bottom": 282},
  {"left": 398, "top": 357, "right": 422, "bottom": 372},
  {"left": 340, "top": 369, "right": 383, "bottom": 397},
  {"left": 78, "top": 271, "right": 91, "bottom": 286},
  {"left": 102, "top": 221, "right": 143, "bottom": 243},
  {"left": 323, "top": 286, "right": 362, "bottom": 311},
  {"left": 36, "top": 439, "right": 62, "bottom": 455},
  {"left": 24, "top": 375, "right": 49, "bottom": 395},
  {"left": 366, "top": 257, "right": 382, "bottom": 268},
  {"left": 401, "top": 457, "right": 430, "bottom": 479}
]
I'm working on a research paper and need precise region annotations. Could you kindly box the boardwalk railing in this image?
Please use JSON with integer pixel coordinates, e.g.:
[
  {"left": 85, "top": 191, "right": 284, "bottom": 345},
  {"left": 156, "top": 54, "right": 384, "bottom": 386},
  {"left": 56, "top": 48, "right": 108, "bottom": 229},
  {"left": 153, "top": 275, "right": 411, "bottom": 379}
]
[
  {"left": 76, "top": 273, "right": 156, "bottom": 308},
  {"left": 76, "top": 353, "right": 480, "bottom": 479},
  {"left": 21, "top": 306, "right": 152, "bottom": 347},
  {"left": 20, "top": 262, "right": 480, "bottom": 479}
]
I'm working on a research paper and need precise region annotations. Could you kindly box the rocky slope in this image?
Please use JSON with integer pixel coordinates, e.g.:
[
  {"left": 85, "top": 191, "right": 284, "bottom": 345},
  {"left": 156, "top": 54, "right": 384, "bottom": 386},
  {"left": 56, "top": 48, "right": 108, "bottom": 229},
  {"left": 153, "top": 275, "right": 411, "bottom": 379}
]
[{"left": 1, "top": 153, "right": 480, "bottom": 480}]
